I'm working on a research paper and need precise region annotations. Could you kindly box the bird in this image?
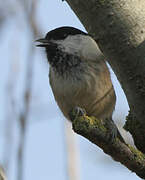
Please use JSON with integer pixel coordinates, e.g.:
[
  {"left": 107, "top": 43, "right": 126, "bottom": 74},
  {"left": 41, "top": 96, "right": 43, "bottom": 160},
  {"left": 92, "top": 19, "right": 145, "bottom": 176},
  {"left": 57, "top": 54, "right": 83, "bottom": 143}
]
[{"left": 36, "top": 26, "right": 124, "bottom": 142}]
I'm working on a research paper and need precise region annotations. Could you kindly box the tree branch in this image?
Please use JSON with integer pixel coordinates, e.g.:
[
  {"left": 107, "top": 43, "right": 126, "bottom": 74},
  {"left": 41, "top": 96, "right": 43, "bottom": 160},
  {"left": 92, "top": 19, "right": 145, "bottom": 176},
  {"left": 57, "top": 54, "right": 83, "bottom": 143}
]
[
  {"left": 0, "top": 167, "right": 6, "bottom": 180},
  {"left": 72, "top": 114, "right": 145, "bottom": 179},
  {"left": 65, "top": 0, "right": 145, "bottom": 153}
]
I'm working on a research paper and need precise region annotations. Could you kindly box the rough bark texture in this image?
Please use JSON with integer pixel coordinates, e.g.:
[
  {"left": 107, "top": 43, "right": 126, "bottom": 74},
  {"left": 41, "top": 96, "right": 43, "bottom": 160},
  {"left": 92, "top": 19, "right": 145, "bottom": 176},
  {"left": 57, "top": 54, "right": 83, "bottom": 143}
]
[
  {"left": 65, "top": 0, "right": 145, "bottom": 153},
  {"left": 72, "top": 114, "right": 145, "bottom": 179}
]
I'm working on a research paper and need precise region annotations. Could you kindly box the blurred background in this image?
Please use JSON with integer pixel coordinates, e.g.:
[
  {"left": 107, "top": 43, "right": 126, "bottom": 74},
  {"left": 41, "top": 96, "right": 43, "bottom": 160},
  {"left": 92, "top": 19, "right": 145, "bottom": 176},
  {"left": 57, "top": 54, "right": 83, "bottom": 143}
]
[{"left": 0, "top": 0, "right": 140, "bottom": 179}]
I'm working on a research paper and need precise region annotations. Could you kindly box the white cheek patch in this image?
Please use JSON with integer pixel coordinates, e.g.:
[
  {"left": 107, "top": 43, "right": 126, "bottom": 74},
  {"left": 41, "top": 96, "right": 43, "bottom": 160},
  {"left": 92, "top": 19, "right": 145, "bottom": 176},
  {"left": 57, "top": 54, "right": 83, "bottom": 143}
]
[
  {"left": 53, "top": 35, "right": 83, "bottom": 55},
  {"left": 60, "top": 42, "right": 79, "bottom": 55},
  {"left": 52, "top": 35, "right": 103, "bottom": 60},
  {"left": 81, "top": 38, "right": 103, "bottom": 60}
]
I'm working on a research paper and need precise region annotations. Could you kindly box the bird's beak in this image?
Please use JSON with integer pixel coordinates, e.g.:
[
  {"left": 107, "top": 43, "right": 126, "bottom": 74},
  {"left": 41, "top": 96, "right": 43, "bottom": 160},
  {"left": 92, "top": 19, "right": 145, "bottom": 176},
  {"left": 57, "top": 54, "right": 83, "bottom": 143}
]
[{"left": 35, "top": 38, "right": 50, "bottom": 47}]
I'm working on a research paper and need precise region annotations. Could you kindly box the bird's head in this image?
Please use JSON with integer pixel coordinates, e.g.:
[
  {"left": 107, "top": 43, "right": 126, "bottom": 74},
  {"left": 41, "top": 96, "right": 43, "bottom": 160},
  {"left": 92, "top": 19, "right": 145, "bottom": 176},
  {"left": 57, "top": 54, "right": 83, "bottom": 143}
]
[
  {"left": 36, "top": 26, "right": 90, "bottom": 57},
  {"left": 36, "top": 26, "right": 104, "bottom": 74}
]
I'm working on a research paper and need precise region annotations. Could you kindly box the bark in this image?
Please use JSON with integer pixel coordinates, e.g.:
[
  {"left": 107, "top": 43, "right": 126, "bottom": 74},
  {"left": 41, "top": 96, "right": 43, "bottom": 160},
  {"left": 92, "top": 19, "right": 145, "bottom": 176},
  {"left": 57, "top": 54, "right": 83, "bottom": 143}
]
[
  {"left": 72, "top": 114, "right": 145, "bottom": 179},
  {"left": 65, "top": 0, "right": 145, "bottom": 153}
]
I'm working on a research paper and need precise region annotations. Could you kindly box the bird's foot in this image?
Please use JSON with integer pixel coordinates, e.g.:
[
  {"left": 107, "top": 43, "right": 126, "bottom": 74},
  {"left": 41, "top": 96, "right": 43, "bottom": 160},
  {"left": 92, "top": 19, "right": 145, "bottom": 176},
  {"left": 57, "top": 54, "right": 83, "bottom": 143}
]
[
  {"left": 69, "top": 106, "right": 86, "bottom": 121},
  {"left": 105, "top": 118, "right": 125, "bottom": 144}
]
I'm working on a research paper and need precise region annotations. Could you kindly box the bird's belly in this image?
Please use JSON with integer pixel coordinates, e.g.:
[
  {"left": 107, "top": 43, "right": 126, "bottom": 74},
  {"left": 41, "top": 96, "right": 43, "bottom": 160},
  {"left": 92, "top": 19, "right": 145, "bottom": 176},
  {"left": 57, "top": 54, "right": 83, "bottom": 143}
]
[
  {"left": 50, "top": 76, "right": 116, "bottom": 121},
  {"left": 55, "top": 90, "right": 115, "bottom": 120}
]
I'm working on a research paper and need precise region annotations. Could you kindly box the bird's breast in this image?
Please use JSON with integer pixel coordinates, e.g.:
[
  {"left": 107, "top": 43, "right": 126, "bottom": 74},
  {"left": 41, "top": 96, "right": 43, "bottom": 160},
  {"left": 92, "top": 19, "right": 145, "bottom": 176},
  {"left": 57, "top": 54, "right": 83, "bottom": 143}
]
[{"left": 49, "top": 63, "right": 116, "bottom": 121}]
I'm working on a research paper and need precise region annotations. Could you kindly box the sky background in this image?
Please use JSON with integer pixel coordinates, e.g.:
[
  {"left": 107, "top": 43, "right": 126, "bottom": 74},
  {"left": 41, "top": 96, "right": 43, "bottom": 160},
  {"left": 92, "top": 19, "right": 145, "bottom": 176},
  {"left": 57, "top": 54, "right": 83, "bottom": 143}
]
[{"left": 0, "top": 0, "right": 140, "bottom": 179}]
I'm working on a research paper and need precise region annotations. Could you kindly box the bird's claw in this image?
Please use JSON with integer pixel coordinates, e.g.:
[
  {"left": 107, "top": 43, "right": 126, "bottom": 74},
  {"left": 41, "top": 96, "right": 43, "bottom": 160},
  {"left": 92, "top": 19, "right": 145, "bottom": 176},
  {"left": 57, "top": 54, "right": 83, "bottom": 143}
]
[
  {"left": 69, "top": 106, "right": 86, "bottom": 121},
  {"left": 106, "top": 125, "right": 118, "bottom": 144},
  {"left": 105, "top": 118, "right": 125, "bottom": 144}
]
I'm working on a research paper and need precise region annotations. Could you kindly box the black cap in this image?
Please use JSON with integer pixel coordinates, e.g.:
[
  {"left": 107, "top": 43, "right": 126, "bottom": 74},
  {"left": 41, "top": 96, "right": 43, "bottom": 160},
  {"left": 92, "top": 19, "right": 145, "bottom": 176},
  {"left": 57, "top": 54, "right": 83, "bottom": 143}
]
[{"left": 45, "top": 26, "right": 88, "bottom": 40}]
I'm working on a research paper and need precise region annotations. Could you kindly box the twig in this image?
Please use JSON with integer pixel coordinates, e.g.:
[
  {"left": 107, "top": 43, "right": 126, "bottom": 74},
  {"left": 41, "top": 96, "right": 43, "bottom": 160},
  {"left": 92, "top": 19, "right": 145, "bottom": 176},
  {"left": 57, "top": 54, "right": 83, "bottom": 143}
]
[
  {"left": 16, "top": 0, "right": 41, "bottom": 180},
  {"left": 72, "top": 114, "right": 145, "bottom": 179},
  {"left": 0, "top": 166, "right": 6, "bottom": 180},
  {"left": 3, "top": 35, "right": 20, "bottom": 174}
]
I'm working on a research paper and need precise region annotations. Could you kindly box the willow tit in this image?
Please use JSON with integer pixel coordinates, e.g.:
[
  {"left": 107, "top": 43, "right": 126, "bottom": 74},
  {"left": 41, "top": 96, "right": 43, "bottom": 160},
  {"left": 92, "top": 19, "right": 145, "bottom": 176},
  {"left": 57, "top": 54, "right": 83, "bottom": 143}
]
[{"left": 36, "top": 26, "right": 124, "bottom": 142}]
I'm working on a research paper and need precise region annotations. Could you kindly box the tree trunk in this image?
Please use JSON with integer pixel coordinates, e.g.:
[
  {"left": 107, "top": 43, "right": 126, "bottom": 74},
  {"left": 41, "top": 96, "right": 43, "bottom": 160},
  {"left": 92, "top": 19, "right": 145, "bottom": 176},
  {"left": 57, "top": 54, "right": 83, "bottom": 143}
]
[{"left": 65, "top": 0, "right": 145, "bottom": 154}]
